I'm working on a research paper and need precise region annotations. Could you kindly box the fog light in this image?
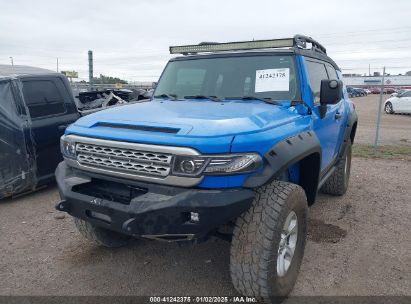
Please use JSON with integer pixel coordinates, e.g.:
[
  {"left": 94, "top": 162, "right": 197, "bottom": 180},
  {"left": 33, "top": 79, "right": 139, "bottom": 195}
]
[{"left": 190, "top": 212, "right": 199, "bottom": 223}]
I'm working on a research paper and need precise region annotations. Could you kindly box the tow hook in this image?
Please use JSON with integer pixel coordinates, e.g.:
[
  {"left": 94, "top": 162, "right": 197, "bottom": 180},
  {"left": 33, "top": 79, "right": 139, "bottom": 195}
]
[{"left": 55, "top": 200, "right": 70, "bottom": 212}]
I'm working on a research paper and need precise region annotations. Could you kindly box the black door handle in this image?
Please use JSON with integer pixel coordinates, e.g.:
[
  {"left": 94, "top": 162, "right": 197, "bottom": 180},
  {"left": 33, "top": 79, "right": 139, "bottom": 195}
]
[{"left": 335, "top": 112, "right": 342, "bottom": 119}]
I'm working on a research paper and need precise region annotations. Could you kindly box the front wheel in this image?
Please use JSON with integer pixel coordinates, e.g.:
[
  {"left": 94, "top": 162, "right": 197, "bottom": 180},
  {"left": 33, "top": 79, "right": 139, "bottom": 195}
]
[
  {"left": 74, "top": 218, "right": 131, "bottom": 248},
  {"left": 230, "top": 181, "right": 308, "bottom": 300},
  {"left": 384, "top": 102, "right": 394, "bottom": 114}
]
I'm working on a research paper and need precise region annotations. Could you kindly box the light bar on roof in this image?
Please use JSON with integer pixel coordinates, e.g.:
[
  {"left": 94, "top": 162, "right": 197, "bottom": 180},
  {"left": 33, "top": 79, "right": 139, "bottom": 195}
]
[{"left": 169, "top": 38, "right": 294, "bottom": 54}]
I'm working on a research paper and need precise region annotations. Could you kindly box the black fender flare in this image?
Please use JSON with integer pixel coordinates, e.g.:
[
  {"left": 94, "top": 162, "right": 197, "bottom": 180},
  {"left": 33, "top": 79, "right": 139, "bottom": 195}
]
[
  {"left": 337, "top": 110, "right": 358, "bottom": 161},
  {"left": 244, "top": 131, "right": 322, "bottom": 204}
]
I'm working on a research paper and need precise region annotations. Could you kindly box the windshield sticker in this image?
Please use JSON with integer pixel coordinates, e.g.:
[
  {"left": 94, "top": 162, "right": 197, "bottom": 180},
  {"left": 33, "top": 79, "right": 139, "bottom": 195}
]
[{"left": 255, "top": 68, "right": 289, "bottom": 92}]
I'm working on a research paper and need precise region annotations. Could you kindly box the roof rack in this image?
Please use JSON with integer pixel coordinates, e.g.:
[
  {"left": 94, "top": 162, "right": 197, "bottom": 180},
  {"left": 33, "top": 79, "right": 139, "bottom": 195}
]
[
  {"left": 293, "top": 35, "right": 327, "bottom": 54},
  {"left": 169, "top": 34, "right": 327, "bottom": 55}
]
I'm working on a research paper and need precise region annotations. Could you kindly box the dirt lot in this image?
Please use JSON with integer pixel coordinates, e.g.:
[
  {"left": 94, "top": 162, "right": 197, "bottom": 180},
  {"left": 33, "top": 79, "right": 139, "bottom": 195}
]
[
  {"left": 1, "top": 158, "right": 409, "bottom": 296},
  {"left": 0, "top": 95, "right": 410, "bottom": 296},
  {"left": 353, "top": 94, "right": 411, "bottom": 146}
]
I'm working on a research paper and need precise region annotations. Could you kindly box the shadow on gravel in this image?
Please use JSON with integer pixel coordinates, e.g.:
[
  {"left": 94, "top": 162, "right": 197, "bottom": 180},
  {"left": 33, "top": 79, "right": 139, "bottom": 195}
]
[
  {"left": 307, "top": 219, "right": 347, "bottom": 243},
  {"left": 58, "top": 239, "right": 144, "bottom": 266},
  {"left": 0, "top": 183, "right": 57, "bottom": 203}
]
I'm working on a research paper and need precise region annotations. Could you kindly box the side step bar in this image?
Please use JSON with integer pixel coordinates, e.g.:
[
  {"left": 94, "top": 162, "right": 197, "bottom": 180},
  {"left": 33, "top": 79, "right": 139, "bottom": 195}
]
[{"left": 141, "top": 234, "right": 195, "bottom": 242}]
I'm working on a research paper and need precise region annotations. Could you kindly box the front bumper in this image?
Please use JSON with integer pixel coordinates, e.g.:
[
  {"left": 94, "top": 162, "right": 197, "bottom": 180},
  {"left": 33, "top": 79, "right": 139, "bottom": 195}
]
[{"left": 55, "top": 162, "right": 255, "bottom": 241}]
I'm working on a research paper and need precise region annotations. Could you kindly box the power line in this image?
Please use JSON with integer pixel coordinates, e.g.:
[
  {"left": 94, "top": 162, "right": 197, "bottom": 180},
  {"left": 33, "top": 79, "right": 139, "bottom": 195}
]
[
  {"left": 312, "top": 26, "right": 411, "bottom": 38},
  {"left": 341, "top": 66, "right": 411, "bottom": 70},
  {"left": 330, "top": 45, "right": 411, "bottom": 54}
]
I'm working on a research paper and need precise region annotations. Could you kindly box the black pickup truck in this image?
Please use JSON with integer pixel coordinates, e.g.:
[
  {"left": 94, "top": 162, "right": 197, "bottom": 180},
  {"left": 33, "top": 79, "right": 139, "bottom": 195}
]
[{"left": 0, "top": 65, "right": 79, "bottom": 198}]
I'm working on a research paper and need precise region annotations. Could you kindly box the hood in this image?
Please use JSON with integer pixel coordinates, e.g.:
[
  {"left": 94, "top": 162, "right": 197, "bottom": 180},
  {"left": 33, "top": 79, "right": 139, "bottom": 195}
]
[{"left": 72, "top": 99, "right": 301, "bottom": 138}]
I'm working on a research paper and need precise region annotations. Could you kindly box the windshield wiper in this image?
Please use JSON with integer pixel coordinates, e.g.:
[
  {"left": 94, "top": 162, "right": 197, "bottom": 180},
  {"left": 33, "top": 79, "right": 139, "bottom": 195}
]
[
  {"left": 225, "top": 96, "right": 281, "bottom": 105},
  {"left": 153, "top": 93, "right": 177, "bottom": 100},
  {"left": 184, "top": 95, "right": 221, "bottom": 102}
]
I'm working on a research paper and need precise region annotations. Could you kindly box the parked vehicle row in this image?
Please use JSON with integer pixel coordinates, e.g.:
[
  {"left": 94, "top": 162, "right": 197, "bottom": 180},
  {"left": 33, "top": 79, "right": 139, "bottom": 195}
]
[
  {"left": 369, "top": 87, "right": 397, "bottom": 94},
  {"left": 347, "top": 87, "right": 367, "bottom": 98},
  {"left": 346, "top": 86, "right": 405, "bottom": 98}
]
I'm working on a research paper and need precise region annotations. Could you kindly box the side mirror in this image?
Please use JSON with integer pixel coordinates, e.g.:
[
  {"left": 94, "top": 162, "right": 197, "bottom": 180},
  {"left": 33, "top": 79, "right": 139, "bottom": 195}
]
[{"left": 319, "top": 79, "right": 343, "bottom": 118}]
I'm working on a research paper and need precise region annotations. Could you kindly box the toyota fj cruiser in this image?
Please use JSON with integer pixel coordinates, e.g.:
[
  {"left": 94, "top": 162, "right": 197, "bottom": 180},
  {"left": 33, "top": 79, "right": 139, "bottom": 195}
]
[{"left": 55, "top": 35, "right": 357, "bottom": 300}]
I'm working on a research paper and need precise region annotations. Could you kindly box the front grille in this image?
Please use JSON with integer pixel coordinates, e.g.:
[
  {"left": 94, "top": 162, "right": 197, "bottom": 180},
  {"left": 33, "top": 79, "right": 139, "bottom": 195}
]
[{"left": 76, "top": 143, "right": 172, "bottom": 177}]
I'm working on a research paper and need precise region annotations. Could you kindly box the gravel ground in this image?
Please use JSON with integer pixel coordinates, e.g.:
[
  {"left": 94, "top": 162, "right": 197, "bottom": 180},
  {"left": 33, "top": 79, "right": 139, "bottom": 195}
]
[
  {"left": 0, "top": 157, "right": 410, "bottom": 296},
  {"left": 352, "top": 94, "right": 411, "bottom": 146},
  {"left": 0, "top": 96, "right": 410, "bottom": 296}
]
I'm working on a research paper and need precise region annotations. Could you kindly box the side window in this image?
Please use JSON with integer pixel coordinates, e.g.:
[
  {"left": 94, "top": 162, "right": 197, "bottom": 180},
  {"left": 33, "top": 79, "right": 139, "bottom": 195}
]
[
  {"left": 0, "top": 81, "right": 18, "bottom": 117},
  {"left": 22, "top": 80, "right": 66, "bottom": 119},
  {"left": 325, "top": 64, "right": 338, "bottom": 79},
  {"left": 305, "top": 60, "right": 329, "bottom": 104},
  {"left": 401, "top": 91, "right": 411, "bottom": 97}
]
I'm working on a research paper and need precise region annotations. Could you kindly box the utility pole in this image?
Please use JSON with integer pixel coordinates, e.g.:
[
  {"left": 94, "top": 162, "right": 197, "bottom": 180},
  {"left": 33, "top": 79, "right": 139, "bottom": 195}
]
[
  {"left": 374, "top": 66, "right": 386, "bottom": 147},
  {"left": 88, "top": 50, "right": 94, "bottom": 90},
  {"left": 10, "top": 57, "right": 14, "bottom": 66},
  {"left": 56, "top": 57, "right": 59, "bottom": 72}
]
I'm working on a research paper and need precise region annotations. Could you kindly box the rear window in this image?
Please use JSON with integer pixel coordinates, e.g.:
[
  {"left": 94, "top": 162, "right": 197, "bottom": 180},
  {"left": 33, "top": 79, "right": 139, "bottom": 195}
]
[{"left": 22, "top": 80, "right": 66, "bottom": 118}]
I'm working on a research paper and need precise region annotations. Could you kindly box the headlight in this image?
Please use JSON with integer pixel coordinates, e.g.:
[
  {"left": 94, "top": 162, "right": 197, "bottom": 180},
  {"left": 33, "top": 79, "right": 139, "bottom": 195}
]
[
  {"left": 60, "top": 136, "right": 76, "bottom": 159},
  {"left": 172, "top": 153, "right": 262, "bottom": 176}
]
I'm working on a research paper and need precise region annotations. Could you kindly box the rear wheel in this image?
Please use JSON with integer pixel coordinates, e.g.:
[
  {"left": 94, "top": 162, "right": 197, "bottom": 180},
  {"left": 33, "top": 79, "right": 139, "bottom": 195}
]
[
  {"left": 321, "top": 141, "right": 352, "bottom": 196},
  {"left": 74, "top": 218, "right": 131, "bottom": 248},
  {"left": 230, "top": 180, "right": 308, "bottom": 300},
  {"left": 384, "top": 102, "right": 394, "bottom": 114}
]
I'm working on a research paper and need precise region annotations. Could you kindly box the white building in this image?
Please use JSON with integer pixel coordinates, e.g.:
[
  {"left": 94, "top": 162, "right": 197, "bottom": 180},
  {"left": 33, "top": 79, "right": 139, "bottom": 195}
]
[{"left": 342, "top": 75, "right": 411, "bottom": 89}]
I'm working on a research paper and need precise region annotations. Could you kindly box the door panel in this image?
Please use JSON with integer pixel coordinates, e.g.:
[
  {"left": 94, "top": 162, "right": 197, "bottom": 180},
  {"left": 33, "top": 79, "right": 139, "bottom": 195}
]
[
  {"left": 401, "top": 92, "right": 411, "bottom": 113},
  {"left": 21, "top": 76, "right": 79, "bottom": 182},
  {"left": 394, "top": 96, "right": 405, "bottom": 113},
  {"left": 394, "top": 95, "right": 410, "bottom": 113},
  {"left": 304, "top": 59, "right": 345, "bottom": 171},
  {"left": 0, "top": 80, "right": 35, "bottom": 197},
  {"left": 313, "top": 101, "right": 345, "bottom": 170}
]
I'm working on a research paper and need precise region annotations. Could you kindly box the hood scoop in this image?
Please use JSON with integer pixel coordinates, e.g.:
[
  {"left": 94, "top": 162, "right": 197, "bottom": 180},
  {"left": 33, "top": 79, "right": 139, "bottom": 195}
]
[{"left": 94, "top": 122, "right": 180, "bottom": 134}]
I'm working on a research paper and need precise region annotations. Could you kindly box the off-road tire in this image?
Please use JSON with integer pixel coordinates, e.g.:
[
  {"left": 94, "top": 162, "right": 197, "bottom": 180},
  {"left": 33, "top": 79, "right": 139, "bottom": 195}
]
[
  {"left": 321, "top": 141, "right": 352, "bottom": 196},
  {"left": 384, "top": 102, "right": 394, "bottom": 114},
  {"left": 230, "top": 181, "right": 308, "bottom": 301},
  {"left": 74, "top": 218, "right": 131, "bottom": 248}
]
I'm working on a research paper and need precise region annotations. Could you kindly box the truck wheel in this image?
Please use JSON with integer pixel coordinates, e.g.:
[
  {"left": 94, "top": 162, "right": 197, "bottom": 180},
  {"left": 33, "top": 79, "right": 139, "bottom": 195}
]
[
  {"left": 230, "top": 181, "right": 308, "bottom": 299},
  {"left": 74, "top": 218, "right": 131, "bottom": 248},
  {"left": 321, "top": 141, "right": 352, "bottom": 196}
]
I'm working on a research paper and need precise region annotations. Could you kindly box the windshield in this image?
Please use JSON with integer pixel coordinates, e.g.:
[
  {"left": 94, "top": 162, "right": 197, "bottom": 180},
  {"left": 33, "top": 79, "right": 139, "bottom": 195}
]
[{"left": 154, "top": 55, "right": 300, "bottom": 101}]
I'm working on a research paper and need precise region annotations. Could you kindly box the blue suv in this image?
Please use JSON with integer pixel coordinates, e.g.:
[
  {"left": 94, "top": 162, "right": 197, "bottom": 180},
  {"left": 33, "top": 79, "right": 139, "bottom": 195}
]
[{"left": 56, "top": 35, "right": 357, "bottom": 300}]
